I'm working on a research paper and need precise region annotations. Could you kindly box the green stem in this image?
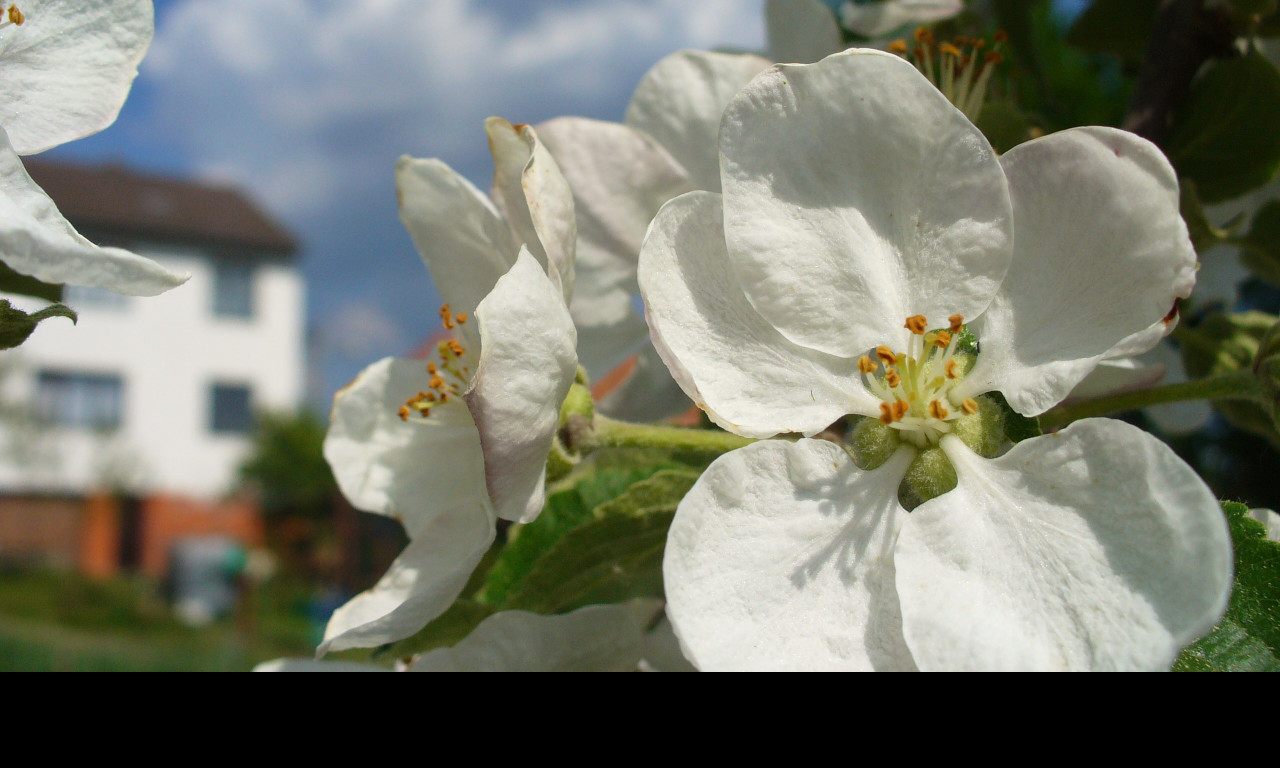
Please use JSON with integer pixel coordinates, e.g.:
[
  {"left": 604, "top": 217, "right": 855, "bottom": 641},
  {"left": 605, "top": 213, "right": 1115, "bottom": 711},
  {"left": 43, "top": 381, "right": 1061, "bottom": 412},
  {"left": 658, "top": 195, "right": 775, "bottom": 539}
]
[
  {"left": 1039, "top": 370, "right": 1264, "bottom": 431},
  {"left": 587, "top": 415, "right": 755, "bottom": 458}
]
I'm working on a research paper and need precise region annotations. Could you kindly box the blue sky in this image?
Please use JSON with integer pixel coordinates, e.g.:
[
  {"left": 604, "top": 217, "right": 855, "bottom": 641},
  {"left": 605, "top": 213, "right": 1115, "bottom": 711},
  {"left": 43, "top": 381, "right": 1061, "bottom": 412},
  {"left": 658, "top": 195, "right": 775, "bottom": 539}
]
[{"left": 45, "top": 0, "right": 769, "bottom": 406}]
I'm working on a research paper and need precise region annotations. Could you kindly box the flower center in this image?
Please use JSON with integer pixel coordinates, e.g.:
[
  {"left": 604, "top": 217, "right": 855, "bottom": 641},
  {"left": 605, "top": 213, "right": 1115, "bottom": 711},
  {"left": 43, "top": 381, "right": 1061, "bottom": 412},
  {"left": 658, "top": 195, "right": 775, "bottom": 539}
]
[
  {"left": 887, "top": 28, "right": 1006, "bottom": 121},
  {"left": 398, "top": 304, "right": 472, "bottom": 422},
  {"left": 858, "top": 313, "right": 979, "bottom": 448}
]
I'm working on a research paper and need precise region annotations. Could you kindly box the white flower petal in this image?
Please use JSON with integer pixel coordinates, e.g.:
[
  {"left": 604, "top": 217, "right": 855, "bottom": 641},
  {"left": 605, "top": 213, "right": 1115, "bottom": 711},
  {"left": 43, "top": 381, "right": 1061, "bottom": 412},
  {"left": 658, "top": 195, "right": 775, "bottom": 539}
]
[
  {"left": 595, "top": 344, "right": 691, "bottom": 423},
  {"left": 396, "top": 155, "right": 516, "bottom": 327},
  {"left": 639, "top": 191, "right": 878, "bottom": 437},
  {"left": 319, "top": 504, "right": 496, "bottom": 656},
  {"left": 485, "top": 117, "right": 575, "bottom": 299},
  {"left": 465, "top": 249, "right": 578, "bottom": 524},
  {"left": 766, "top": 0, "right": 844, "bottom": 64},
  {"left": 625, "top": 49, "right": 770, "bottom": 193},
  {"left": 896, "top": 419, "right": 1233, "bottom": 671},
  {"left": 536, "top": 116, "right": 691, "bottom": 376},
  {"left": 0, "top": 0, "right": 153, "bottom": 155},
  {"left": 0, "top": 130, "right": 187, "bottom": 295},
  {"left": 665, "top": 438, "right": 918, "bottom": 671},
  {"left": 720, "top": 49, "right": 1013, "bottom": 358},
  {"left": 960, "top": 127, "right": 1196, "bottom": 416},
  {"left": 323, "top": 357, "right": 488, "bottom": 539},
  {"left": 840, "top": 0, "right": 964, "bottom": 38},
  {"left": 411, "top": 602, "right": 655, "bottom": 672},
  {"left": 1250, "top": 508, "right": 1280, "bottom": 542},
  {"left": 1067, "top": 357, "right": 1165, "bottom": 402}
]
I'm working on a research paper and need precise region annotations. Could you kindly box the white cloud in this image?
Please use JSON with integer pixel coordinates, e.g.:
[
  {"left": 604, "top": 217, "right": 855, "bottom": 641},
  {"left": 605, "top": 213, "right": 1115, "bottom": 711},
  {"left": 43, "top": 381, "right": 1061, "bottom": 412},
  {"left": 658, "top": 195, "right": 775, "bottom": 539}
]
[
  {"left": 136, "top": 0, "right": 767, "bottom": 399},
  {"left": 146, "top": 0, "right": 765, "bottom": 218}
]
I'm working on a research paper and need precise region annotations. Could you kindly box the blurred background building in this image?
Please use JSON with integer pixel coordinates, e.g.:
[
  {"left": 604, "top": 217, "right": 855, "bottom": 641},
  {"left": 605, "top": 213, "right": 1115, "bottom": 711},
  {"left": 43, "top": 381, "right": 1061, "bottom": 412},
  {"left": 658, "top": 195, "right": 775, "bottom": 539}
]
[{"left": 0, "top": 160, "right": 305, "bottom": 581}]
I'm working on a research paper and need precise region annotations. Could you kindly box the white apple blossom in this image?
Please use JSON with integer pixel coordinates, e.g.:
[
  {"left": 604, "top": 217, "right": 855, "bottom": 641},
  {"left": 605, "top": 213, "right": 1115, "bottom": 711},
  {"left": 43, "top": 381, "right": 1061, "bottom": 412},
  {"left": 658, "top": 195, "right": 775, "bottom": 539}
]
[
  {"left": 260, "top": 601, "right": 689, "bottom": 672},
  {"left": 537, "top": 50, "right": 770, "bottom": 420},
  {"left": 0, "top": 1, "right": 186, "bottom": 296},
  {"left": 0, "top": 0, "right": 153, "bottom": 155},
  {"left": 319, "top": 119, "right": 578, "bottom": 655},
  {"left": 640, "top": 49, "right": 1233, "bottom": 671},
  {"left": 765, "top": 0, "right": 844, "bottom": 65}
]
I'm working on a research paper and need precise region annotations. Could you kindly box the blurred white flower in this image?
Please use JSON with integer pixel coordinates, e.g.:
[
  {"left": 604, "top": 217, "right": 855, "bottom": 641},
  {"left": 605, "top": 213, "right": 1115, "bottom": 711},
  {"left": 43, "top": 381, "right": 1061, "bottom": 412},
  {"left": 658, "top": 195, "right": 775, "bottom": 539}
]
[
  {"left": 0, "top": 1, "right": 186, "bottom": 296},
  {"left": 840, "top": 0, "right": 964, "bottom": 39},
  {"left": 319, "top": 119, "right": 578, "bottom": 655},
  {"left": 641, "top": 50, "right": 1232, "bottom": 671}
]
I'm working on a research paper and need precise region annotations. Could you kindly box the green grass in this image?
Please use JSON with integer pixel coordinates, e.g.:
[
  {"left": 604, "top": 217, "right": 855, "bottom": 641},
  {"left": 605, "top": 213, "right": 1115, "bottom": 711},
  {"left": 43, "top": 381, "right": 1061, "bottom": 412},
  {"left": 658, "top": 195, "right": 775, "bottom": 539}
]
[{"left": 0, "top": 570, "right": 322, "bottom": 672}]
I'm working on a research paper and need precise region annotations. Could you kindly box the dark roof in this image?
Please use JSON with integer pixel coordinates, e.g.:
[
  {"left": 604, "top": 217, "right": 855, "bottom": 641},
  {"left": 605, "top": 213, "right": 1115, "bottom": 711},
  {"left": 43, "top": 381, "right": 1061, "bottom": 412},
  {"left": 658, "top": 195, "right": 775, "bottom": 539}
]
[{"left": 25, "top": 159, "right": 297, "bottom": 255}]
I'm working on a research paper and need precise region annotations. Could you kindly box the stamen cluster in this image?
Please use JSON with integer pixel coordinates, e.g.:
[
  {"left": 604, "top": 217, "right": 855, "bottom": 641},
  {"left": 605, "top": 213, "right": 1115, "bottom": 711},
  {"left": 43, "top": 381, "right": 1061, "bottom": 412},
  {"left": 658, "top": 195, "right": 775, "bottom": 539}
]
[
  {"left": 0, "top": 4, "right": 23, "bottom": 28},
  {"left": 398, "top": 304, "right": 471, "bottom": 421},
  {"left": 859, "top": 314, "right": 979, "bottom": 447},
  {"left": 887, "top": 28, "right": 1006, "bottom": 121}
]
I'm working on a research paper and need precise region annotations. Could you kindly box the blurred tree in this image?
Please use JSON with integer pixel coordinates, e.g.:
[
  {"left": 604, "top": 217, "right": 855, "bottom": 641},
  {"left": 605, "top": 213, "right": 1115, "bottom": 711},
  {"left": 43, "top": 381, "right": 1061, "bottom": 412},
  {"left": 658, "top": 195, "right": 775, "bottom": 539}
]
[{"left": 238, "top": 410, "right": 335, "bottom": 519}]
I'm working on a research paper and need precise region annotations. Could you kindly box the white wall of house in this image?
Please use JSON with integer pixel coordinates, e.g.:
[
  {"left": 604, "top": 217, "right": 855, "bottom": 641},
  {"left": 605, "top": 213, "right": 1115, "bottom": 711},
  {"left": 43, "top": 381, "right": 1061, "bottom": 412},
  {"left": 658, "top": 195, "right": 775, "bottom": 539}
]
[{"left": 0, "top": 244, "right": 306, "bottom": 500}]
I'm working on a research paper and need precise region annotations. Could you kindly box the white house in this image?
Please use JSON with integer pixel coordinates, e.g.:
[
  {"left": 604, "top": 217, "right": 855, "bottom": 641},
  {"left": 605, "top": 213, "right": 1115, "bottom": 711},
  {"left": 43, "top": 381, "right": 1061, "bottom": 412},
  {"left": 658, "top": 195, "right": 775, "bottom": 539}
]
[{"left": 0, "top": 161, "right": 305, "bottom": 502}]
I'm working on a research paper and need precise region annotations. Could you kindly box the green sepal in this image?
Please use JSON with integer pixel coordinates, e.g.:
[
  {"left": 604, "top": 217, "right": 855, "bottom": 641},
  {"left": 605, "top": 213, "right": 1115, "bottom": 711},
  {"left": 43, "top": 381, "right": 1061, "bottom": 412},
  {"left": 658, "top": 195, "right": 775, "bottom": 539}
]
[
  {"left": 899, "top": 446, "right": 958, "bottom": 512},
  {"left": 848, "top": 416, "right": 901, "bottom": 471},
  {"left": 1174, "top": 501, "right": 1280, "bottom": 671},
  {"left": 0, "top": 260, "right": 61, "bottom": 303},
  {"left": 0, "top": 299, "right": 76, "bottom": 350},
  {"left": 1167, "top": 47, "right": 1280, "bottom": 204}
]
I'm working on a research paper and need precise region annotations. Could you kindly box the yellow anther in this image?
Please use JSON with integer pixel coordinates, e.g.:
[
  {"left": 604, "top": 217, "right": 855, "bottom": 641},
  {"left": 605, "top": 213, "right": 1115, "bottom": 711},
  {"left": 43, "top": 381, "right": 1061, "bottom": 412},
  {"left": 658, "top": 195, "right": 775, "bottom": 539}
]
[
  {"left": 875, "top": 346, "right": 897, "bottom": 366},
  {"left": 948, "top": 314, "right": 964, "bottom": 333},
  {"left": 904, "top": 315, "right": 928, "bottom": 335},
  {"left": 993, "top": 29, "right": 1009, "bottom": 43},
  {"left": 914, "top": 27, "right": 934, "bottom": 45},
  {"left": 893, "top": 400, "right": 910, "bottom": 421},
  {"left": 879, "top": 403, "right": 895, "bottom": 425},
  {"left": 984, "top": 51, "right": 1004, "bottom": 65},
  {"left": 426, "top": 362, "right": 437, "bottom": 374},
  {"left": 8, "top": 5, "right": 23, "bottom": 25},
  {"left": 939, "top": 42, "right": 961, "bottom": 57},
  {"left": 455, "top": 312, "right": 468, "bottom": 325},
  {"left": 858, "top": 355, "right": 879, "bottom": 375},
  {"left": 929, "top": 400, "right": 949, "bottom": 420},
  {"left": 447, "top": 339, "right": 465, "bottom": 357},
  {"left": 888, "top": 39, "right": 908, "bottom": 55},
  {"left": 885, "top": 369, "right": 902, "bottom": 388},
  {"left": 945, "top": 359, "right": 961, "bottom": 379},
  {"left": 429, "top": 375, "right": 445, "bottom": 390},
  {"left": 933, "top": 330, "right": 952, "bottom": 348},
  {"left": 440, "top": 304, "right": 456, "bottom": 329},
  {"left": 398, "top": 405, "right": 411, "bottom": 422},
  {"left": 961, "top": 398, "right": 980, "bottom": 415}
]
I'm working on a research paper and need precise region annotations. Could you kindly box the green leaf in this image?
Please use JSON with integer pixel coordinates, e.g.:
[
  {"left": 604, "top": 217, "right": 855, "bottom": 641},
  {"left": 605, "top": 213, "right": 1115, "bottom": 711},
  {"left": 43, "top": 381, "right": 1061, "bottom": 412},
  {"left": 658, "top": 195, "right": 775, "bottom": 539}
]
[
  {"left": 1180, "top": 179, "right": 1234, "bottom": 255},
  {"left": 987, "top": 390, "right": 1042, "bottom": 444},
  {"left": 1174, "top": 501, "right": 1280, "bottom": 671},
  {"left": 1065, "top": 0, "right": 1160, "bottom": 56},
  {"left": 975, "top": 100, "right": 1033, "bottom": 155},
  {"left": 1180, "top": 311, "right": 1280, "bottom": 445},
  {"left": 1168, "top": 49, "right": 1280, "bottom": 204},
  {"left": 502, "top": 469, "right": 699, "bottom": 614},
  {"left": 0, "top": 300, "right": 76, "bottom": 350},
  {"left": 375, "top": 599, "right": 495, "bottom": 659},
  {"left": 0, "top": 260, "right": 61, "bottom": 303},
  {"left": 478, "top": 465, "right": 675, "bottom": 606},
  {"left": 1238, "top": 200, "right": 1280, "bottom": 285}
]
